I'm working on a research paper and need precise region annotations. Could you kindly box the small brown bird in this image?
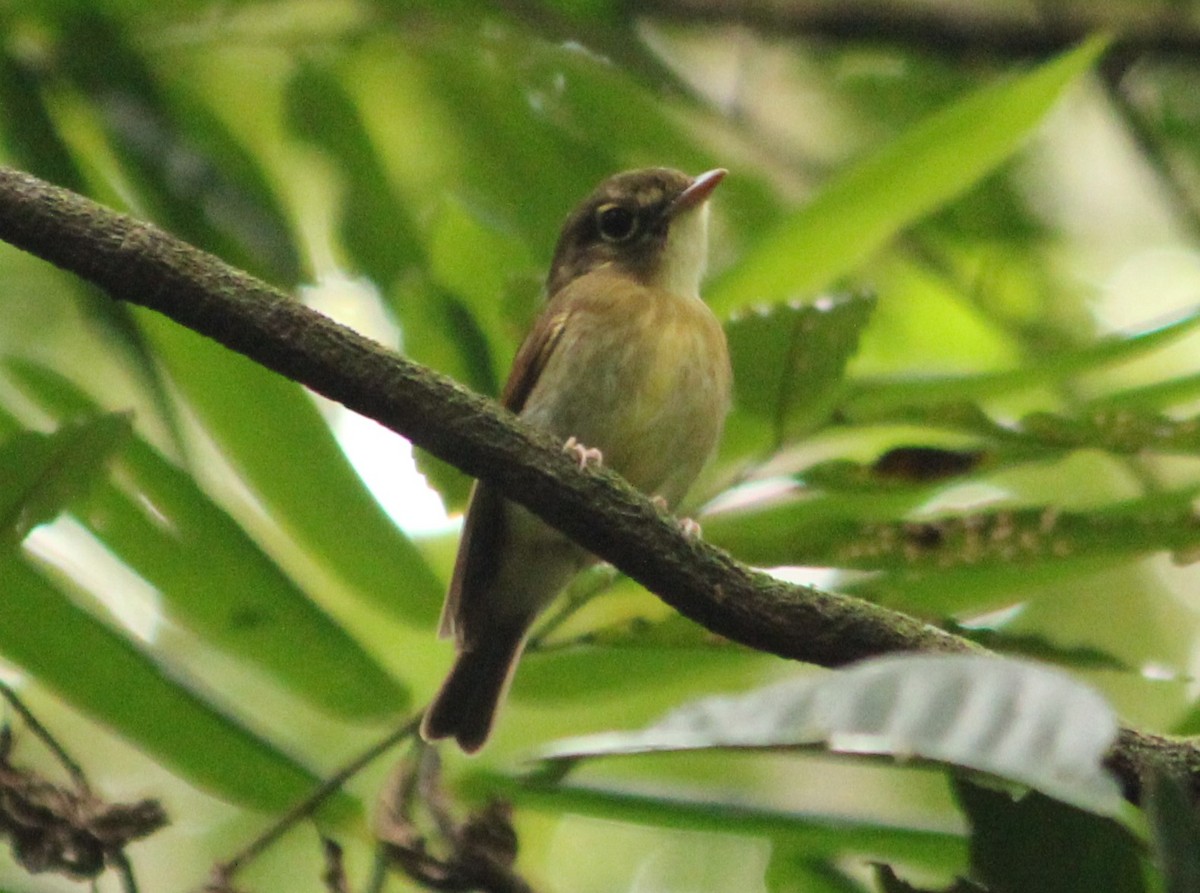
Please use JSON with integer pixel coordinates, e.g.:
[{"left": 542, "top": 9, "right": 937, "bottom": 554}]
[{"left": 421, "top": 167, "right": 733, "bottom": 752}]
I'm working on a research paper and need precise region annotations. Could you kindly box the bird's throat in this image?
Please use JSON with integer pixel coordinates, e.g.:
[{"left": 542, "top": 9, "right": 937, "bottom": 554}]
[{"left": 650, "top": 203, "right": 711, "bottom": 300}]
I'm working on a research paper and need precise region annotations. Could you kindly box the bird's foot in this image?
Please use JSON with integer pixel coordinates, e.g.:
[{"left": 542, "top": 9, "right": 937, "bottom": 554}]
[
  {"left": 563, "top": 436, "right": 603, "bottom": 470},
  {"left": 650, "top": 495, "right": 702, "bottom": 539}
]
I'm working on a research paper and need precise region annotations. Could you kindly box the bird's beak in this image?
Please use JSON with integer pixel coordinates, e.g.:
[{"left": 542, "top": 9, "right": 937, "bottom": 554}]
[{"left": 669, "top": 168, "right": 727, "bottom": 218}]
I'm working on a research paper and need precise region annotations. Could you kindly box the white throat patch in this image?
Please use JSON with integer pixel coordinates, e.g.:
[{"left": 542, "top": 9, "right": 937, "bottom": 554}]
[{"left": 651, "top": 202, "right": 711, "bottom": 300}]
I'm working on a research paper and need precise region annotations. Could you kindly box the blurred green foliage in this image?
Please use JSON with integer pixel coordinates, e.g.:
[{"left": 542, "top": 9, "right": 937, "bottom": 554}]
[{"left": 3, "top": 1, "right": 1200, "bottom": 891}]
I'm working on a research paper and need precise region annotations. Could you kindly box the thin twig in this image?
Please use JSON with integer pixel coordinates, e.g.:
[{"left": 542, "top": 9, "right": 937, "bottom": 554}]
[
  {"left": 376, "top": 749, "right": 536, "bottom": 893},
  {"left": 0, "top": 681, "right": 90, "bottom": 793},
  {"left": 320, "top": 838, "right": 350, "bottom": 893},
  {"left": 526, "top": 565, "right": 619, "bottom": 649},
  {"left": 364, "top": 848, "right": 389, "bottom": 893},
  {"left": 216, "top": 713, "right": 422, "bottom": 881},
  {"left": 108, "top": 849, "right": 140, "bottom": 893}
]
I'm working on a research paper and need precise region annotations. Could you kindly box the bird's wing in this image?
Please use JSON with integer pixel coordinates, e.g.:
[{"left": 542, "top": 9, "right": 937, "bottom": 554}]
[
  {"left": 500, "top": 309, "right": 570, "bottom": 413},
  {"left": 438, "top": 309, "right": 571, "bottom": 640}
]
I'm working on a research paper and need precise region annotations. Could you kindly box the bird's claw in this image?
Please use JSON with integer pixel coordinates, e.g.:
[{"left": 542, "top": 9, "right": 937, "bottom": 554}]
[
  {"left": 563, "top": 436, "right": 603, "bottom": 470},
  {"left": 650, "top": 495, "right": 702, "bottom": 539}
]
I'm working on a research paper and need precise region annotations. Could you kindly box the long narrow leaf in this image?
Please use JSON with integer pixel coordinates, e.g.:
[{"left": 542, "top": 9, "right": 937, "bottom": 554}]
[
  {"left": 135, "top": 312, "right": 443, "bottom": 623},
  {"left": 539, "top": 654, "right": 1122, "bottom": 816},
  {"left": 465, "top": 770, "right": 967, "bottom": 871},
  {"left": 956, "top": 779, "right": 1144, "bottom": 893},
  {"left": 711, "top": 37, "right": 1108, "bottom": 313},
  {"left": 0, "top": 415, "right": 130, "bottom": 548},
  {"left": 706, "top": 486, "right": 1200, "bottom": 574},
  {"left": 843, "top": 305, "right": 1200, "bottom": 417},
  {"left": 0, "top": 556, "right": 353, "bottom": 817},
  {"left": 1145, "top": 770, "right": 1200, "bottom": 893},
  {"left": 3, "top": 361, "right": 410, "bottom": 719},
  {"left": 55, "top": 10, "right": 300, "bottom": 284}
]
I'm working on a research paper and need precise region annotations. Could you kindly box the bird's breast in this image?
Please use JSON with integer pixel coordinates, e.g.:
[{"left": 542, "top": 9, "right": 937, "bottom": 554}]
[{"left": 522, "top": 275, "right": 731, "bottom": 505}]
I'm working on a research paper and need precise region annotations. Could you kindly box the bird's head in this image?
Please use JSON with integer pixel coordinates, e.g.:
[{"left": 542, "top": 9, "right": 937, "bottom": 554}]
[{"left": 547, "top": 167, "right": 726, "bottom": 299}]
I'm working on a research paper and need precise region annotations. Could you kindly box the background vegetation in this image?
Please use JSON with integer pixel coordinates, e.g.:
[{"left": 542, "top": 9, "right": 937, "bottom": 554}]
[{"left": 3, "top": 1, "right": 1200, "bottom": 890}]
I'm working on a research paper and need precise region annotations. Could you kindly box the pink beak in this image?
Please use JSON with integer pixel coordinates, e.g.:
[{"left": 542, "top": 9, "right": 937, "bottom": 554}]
[{"left": 670, "top": 168, "right": 727, "bottom": 217}]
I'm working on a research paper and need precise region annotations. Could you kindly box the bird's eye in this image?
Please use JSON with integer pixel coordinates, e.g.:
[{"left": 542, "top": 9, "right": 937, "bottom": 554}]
[{"left": 596, "top": 204, "right": 638, "bottom": 242}]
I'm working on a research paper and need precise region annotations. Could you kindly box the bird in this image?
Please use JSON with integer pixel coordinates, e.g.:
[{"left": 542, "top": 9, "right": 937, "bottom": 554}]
[{"left": 420, "top": 167, "right": 733, "bottom": 753}]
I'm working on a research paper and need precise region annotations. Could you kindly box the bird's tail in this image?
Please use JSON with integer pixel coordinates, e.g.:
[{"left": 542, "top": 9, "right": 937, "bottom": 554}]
[{"left": 420, "top": 621, "right": 528, "bottom": 753}]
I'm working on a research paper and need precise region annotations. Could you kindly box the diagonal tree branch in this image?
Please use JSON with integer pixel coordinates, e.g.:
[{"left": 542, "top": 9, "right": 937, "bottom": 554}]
[{"left": 0, "top": 165, "right": 1193, "bottom": 803}]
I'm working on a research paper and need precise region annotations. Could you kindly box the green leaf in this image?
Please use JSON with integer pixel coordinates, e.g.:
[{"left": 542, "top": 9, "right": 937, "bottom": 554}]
[
  {"left": 0, "top": 555, "right": 353, "bottom": 817},
  {"left": 813, "top": 398, "right": 1200, "bottom": 475},
  {"left": 538, "top": 654, "right": 1123, "bottom": 816},
  {"left": 406, "top": 17, "right": 726, "bottom": 255},
  {"left": 1169, "top": 694, "right": 1200, "bottom": 736},
  {"left": 0, "top": 414, "right": 130, "bottom": 548},
  {"left": 363, "top": 11, "right": 780, "bottom": 268},
  {"left": 954, "top": 779, "right": 1145, "bottom": 893},
  {"left": 0, "top": 22, "right": 86, "bottom": 195},
  {"left": 3, "top": 360, "right": 410, "bottom": 719},
  {"left": 1018, "top": 407, "right": 1200, "bottom": 454},
  {"left": 281, "top": 62, "right": 483, "bottom": 514},
  {"left": 771, "top": 857, "right": 872, "bottom": 893},
  {"left": 711, "top": 36, "right": 1109, "bottom": 313},
  {"left": 284, "top": 61, "right": 423, "bottom": 289},
  {"left": 801, "top": 447, "right": 990, "bottom": 492},
  {"left": 285, "top": 58, "right": 514, "bottom": 508},
  {"left": 702, "top": 486, "right": 927, "bottom": 568},
  {"left": 0, "top": 34, "right": 189, "bottom": 448},
  {"left": 464, "top": 770, "right": 967, "bottom": 872},
  {"left": 427, "top": 194, "right": 537, "bottom": 361},
  {"left": 724, "top": 293, "right": 875, "bottom": 453},
  {"left": 874, "top": 864, "right": 983, "bottom": 893},
  {"left": 843, "top": 305, "right": 1200, "bottom": 418},
  {"left": 524, "top": 0, "right": 624, "bottom": 27},
  {"left": 845, "top": 555, "right": 1129, "bottom": 619},
  {"left": 53, "top": 10, "right": 301, "bottom": 284},
  {"left": 516, "top": 639, "right": 762, "bottom": 703},
  {"left": 1145, "top": 770, "right": 1200, "bottom": 893},
  {"left": 135, "top": 311, "right": 443, "bottom": 624},
  {"left": 942, "top": 623, "right": 1130, "bottom": 673},
  {"left": 706, "top": 484, "right": 1200, "bottom": 575},
  {"left": 392, "top": 277, "right": 495, "bottom": 511},
  {"left": 1087, "top": 371, "right": 1200, "bottom": 413}
]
